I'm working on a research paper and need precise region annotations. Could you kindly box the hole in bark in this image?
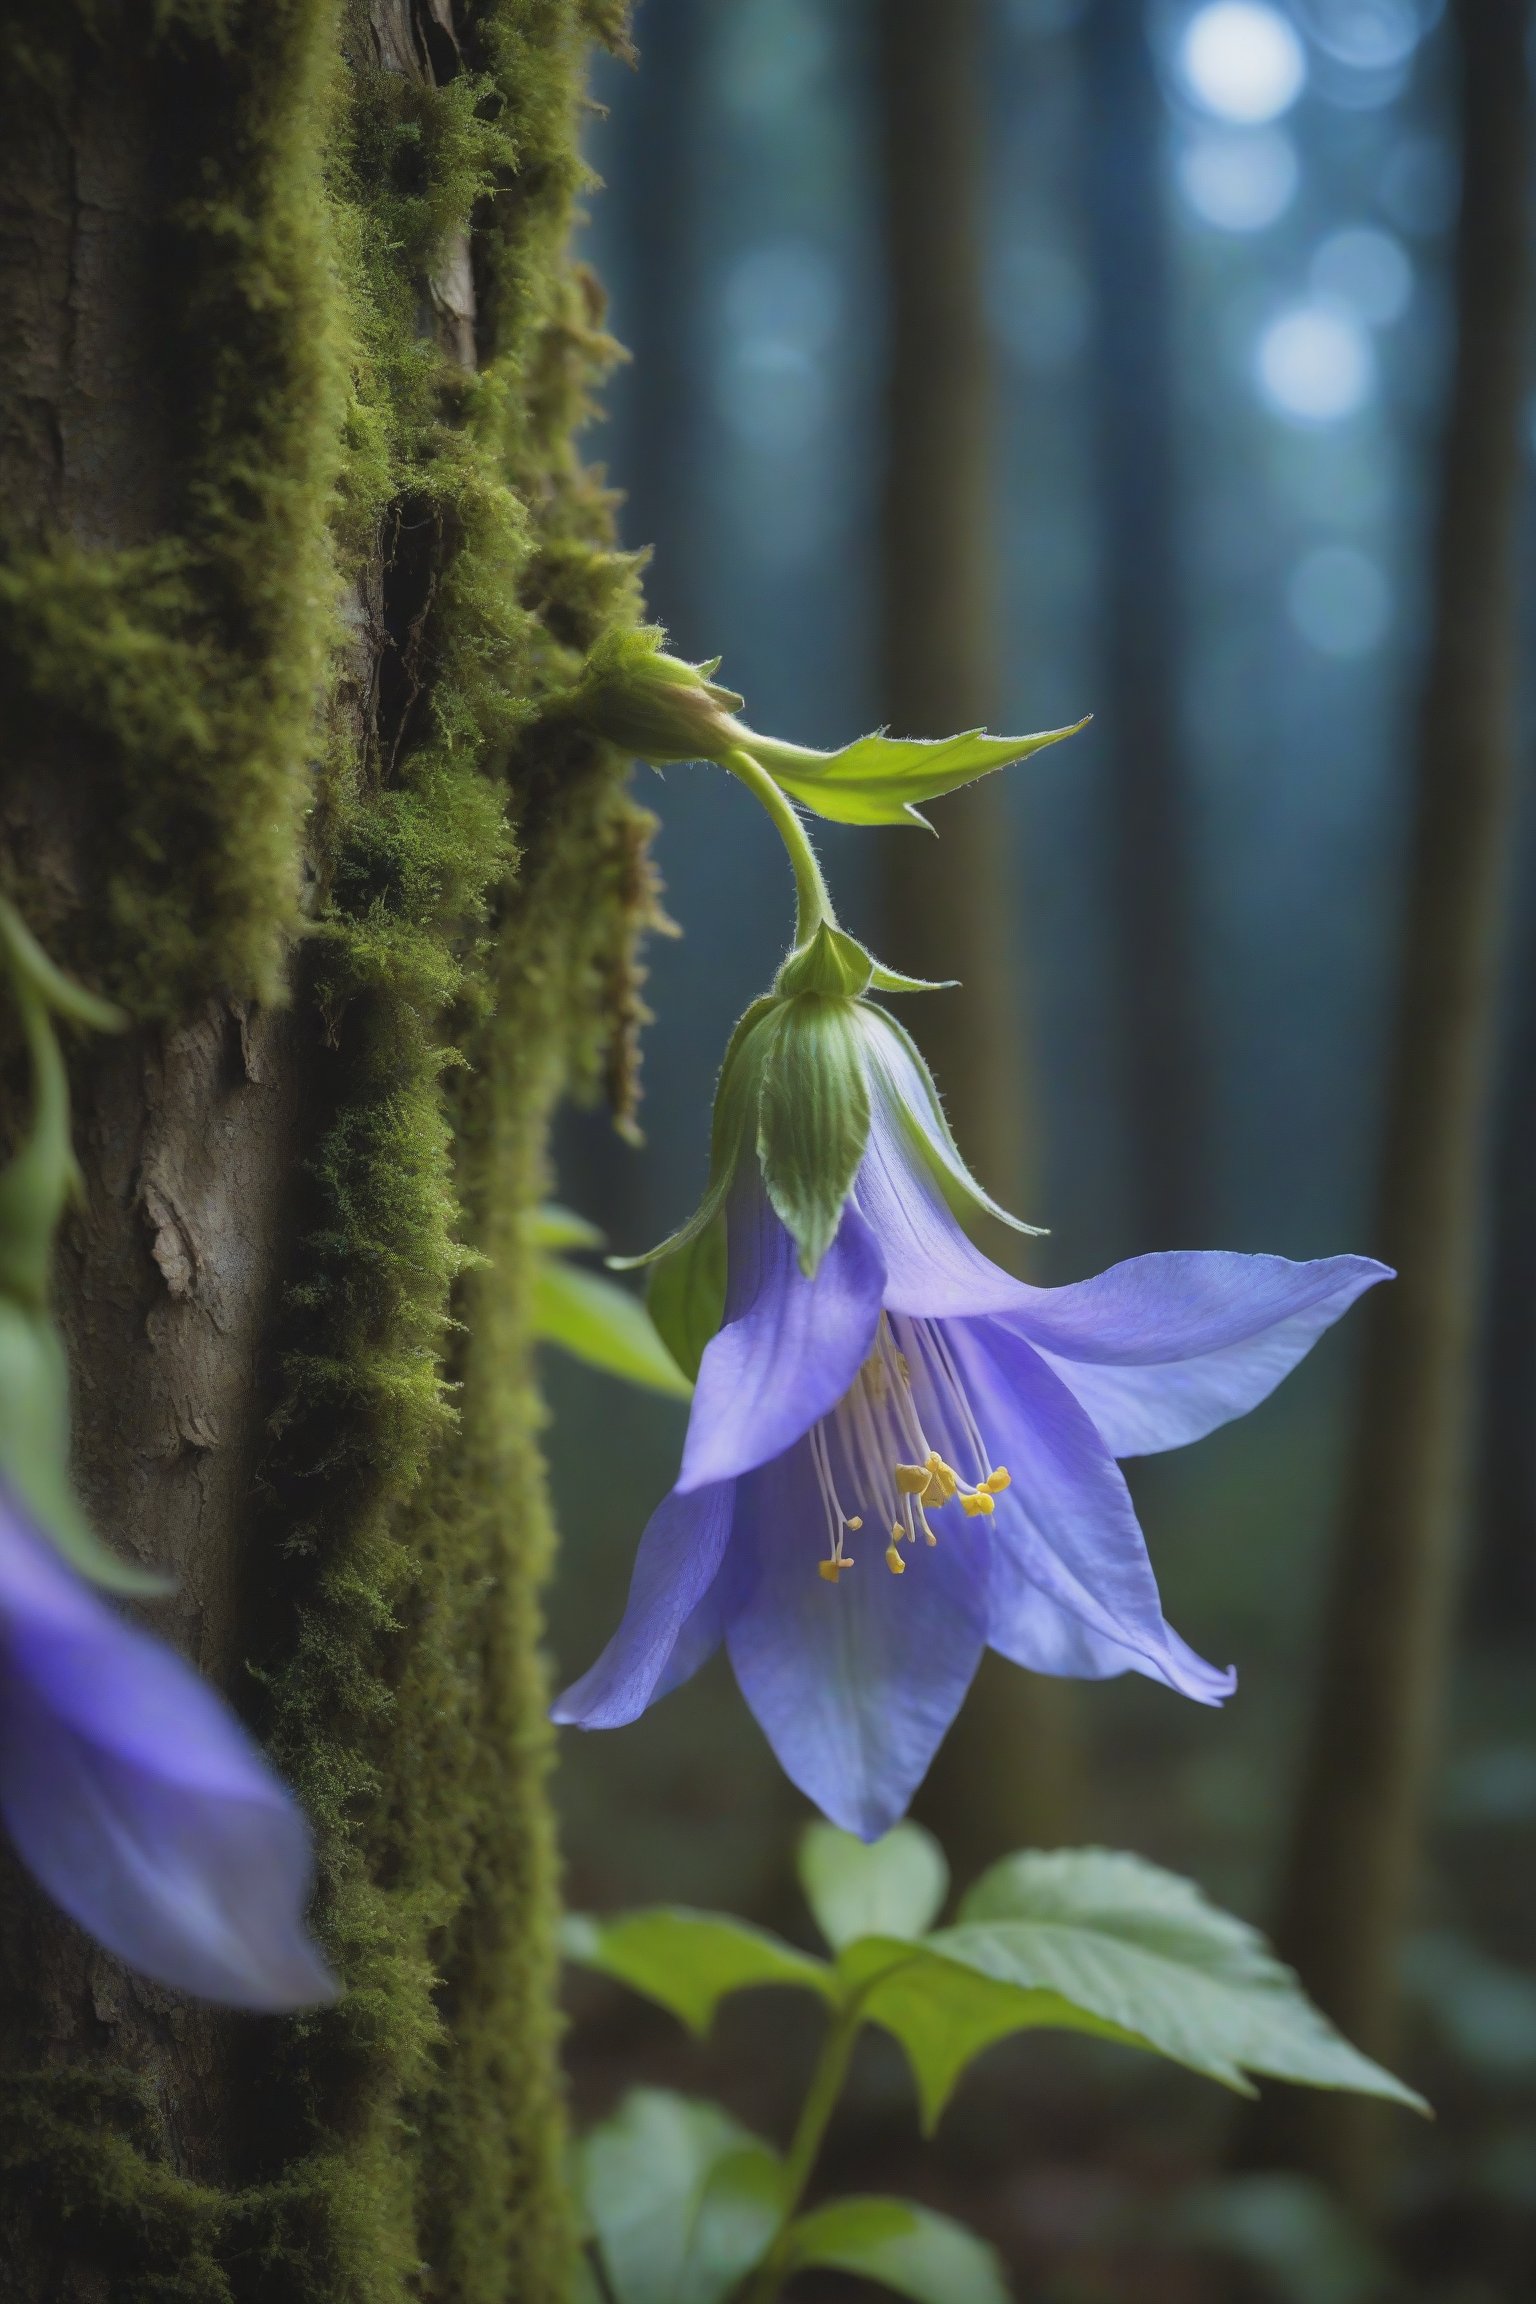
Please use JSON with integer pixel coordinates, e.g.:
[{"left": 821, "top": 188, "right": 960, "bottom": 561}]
[{"left": 375, "top": 492, "right": 442, "bottom": 776}]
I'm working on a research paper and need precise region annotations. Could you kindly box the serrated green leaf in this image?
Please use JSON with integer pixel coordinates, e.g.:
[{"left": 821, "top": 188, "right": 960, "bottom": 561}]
[
  {"left": 757, "top": 994, "right": 871, "bottom": 1276},
  {"left": 647, "top": 1216, "right": 727, "bottom": 1383},
  {"left": 609, "top": 997, "right": 781, "bottom": 1271},
  {"left": 563, "top": 1908, "right": 835, "bottom": 2034},
  {"left": 529, "top": 1202, "right": 607, "bottom": 1253},
  {"left": 751, "top": 719, "right": 1087, "bottom": 828},
  {"left": 950, "top": 1848, "right": 1428, "bottom": 2111},
  {"left": 533, "top": 1258, "right": 692, "bottom": 1397},
  {"left": 783, "top": 2195, "right": 1012, "bottom": 2304},
  {"left": 799, "top": 1822, "right": 948, "bottom": 1953},
  {"left": 838, "top": 1934, "right": 1141, "bottom": 2131},
  {"left": 580, "top": 2090, "right": 784, "bottom": 2304}
]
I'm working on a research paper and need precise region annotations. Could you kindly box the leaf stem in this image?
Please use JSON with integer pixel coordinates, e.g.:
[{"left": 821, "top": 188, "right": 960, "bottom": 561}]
[
  {"left": 741, "top": 1996, "right": 863, "bottom": 2304},
  {"left": 722, "top": 746, "right": 837, "bottom": 944}
]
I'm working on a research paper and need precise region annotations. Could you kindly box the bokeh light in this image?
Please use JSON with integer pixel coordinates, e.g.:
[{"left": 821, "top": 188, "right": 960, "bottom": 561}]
[
  {"left": 1179, "top": 2, "right": 1308, "bottom": 123},
  {"left": 1256, "top": 303, "right": 1376, "bottom": 421},
  {"left": 1296, "top": 0, "right": 1436, "bottom": 69},
  {"left": 1177, "top": 126, "right": 1299, "bottom": 230},
  {"left": 1286, "top": 543, "right": 1393, "bottom": 654},
  {"left": 1310, "top": 226, "right": 1414, "bottom": 325},
  {"left": 716, "top": 240, "right": 841, "bottom": 452}
]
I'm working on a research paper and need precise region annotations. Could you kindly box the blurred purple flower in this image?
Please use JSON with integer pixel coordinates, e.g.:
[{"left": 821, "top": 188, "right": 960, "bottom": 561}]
[
  {"left": 555, "top": 1029, "right": 1388, "bottom": 1840},
  {"left": 0, "top": 1488, "right": 335, "bottom": 2009}
]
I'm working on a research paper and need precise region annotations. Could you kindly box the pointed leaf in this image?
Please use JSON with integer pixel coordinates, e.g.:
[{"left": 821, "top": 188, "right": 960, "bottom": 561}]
[
  {"left": 783, "top": 2195, "right": 1012, "bottom": 2304},
  {"left": 580, "top": 2090, "right": 784, "bottom": 2304},
  {"left": 867, "top": 962, "right": 959, "bottom": 996},
  {"left": 757, "top": 994, "right": 871, "bottom": 1276},
  {"left": 647, "top": 1216, "right": 727, "bottom": 1383},
  {"left": 950, "top": 1848, "right": 1428, "bottom": 2110},
  {"left": 799, "top": 1822, "right": 948, "bottom": 1953},
  {"left": 533, "top": 1258, "right": 693, "bottom": 1397},
  {"left": 751, "top": 720, "right": 1087, "bottom": 828},
  {"left": 530, "top": 1202, "right": 607, "bottom": 1253},
  {"left": 563, "top": 1908, "right": 836, "bottom": 2034}
]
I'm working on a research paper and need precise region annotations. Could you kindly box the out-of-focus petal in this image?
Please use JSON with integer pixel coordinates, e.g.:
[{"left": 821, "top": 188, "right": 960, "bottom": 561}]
[
  {"left": 553, "top": 1480, "right": 736, "bottom": 1727},
  {"left": 677, "top": 1189, "right": 885, "bottom": 1492},
  {"left": 947, "top": 1321, "right": 1235, "bottom": 1704},
  {"left": 0, "top": 1497, "right": 334, "bottom": 2009},
  {"left": 1005, "top": 1251, "right": 1390, "bottom": 1455},
  {"left": 726, "top": 1439, "right": 989, "bottom": 1840}
]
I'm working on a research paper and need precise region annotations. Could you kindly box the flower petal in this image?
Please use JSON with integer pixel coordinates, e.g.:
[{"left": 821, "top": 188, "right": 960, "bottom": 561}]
[
  {"left": 853, "top": 1093, "right": 1028, "bottom": 1318},
  {"left": 944, "top": 1321, "right": 1235, "bottom": 1704},
  {"left": 0, "top": 1497, "right": 334, "bottom": 2008},
  {"left": 725, "top": 1438, "right": 989, "bottom": 1839},
  {"left": 989, "top": 1575, "right": 1236, "bottom": 1703},
  {"left": 552, "top": 1480, "right": 736, "bottom": 1728},
  {"left": 676, "top": 1188, "right": 885, "bottom": 1492},
  {"left": 1005, "top": 1251, "right": 1390, "bottom": 1455}
]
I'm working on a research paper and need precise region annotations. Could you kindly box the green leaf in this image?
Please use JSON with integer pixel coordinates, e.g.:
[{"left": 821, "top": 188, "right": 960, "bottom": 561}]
[
  {"left": 751, "top": 719, "right": 1088, "bottom": 829},
  {"left": 782, "top": 2196, "right": 1012, "bottom": 2304},
  {"left": 757, "top": 994, "right": 871, "bottom": 1276},
  {"left": 799, "top": 1822, "right": 948, "bottom": 1953},
  {"left": 533, "top": 1258, "right": 692, "bottom": 1397},
  {"left": 609, "top": 997, "right": 781, "bottom": 1271},
  {"left": 838, "top": 1934, "right": 1141, "bottom": 2132},
  {"left": 646, "top": 1216, "right": 727, "bottom": 1383},
  {"left": 529, "top": 1202, "right": 607, "bottom": 1253},
  {"left": 563, "top": 1908, "right": 835, "bottom": 2034},
  {"left": 580, "top": 2090, "right": 783, "bottom": 2304},
  {"left": 950, "top": 1848, "right": 1429, "bottom": 2111}
]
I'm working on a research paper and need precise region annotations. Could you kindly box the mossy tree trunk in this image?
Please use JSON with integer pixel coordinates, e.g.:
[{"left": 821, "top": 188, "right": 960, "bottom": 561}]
[
  {"left": 1248, "top": 0, "right": 1529, "bottom": 2206},
  {"left": 0, "top": 3, "right": 647, "bottom": 2297},
  {"left": 875, "top": 0, "right": 1081, "bottom": 1860}
]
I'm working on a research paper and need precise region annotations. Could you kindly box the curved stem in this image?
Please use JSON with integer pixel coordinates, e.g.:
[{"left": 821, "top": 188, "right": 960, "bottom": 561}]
[
  {"left": 742, "top": 1997, "right": 863, "bottom": 2304},
  {"left": 722, "top": 746, "right": 837, "bottom": 944}
]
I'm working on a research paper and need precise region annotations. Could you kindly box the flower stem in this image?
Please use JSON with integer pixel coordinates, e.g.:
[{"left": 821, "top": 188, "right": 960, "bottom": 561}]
[
  {"left": 742, "top": 1997, "right": 863, "bottom": 2304},
  {"left": 722, "top": 746, "right": 837, "bottom": 945}
]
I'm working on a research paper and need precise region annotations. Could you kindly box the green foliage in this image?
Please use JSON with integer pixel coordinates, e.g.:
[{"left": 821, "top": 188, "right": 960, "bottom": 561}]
[
  {"left": 645, "top": 1214, "right": 727, "bottom": 1383},
  {"left": 531, "top": 1207, "right": 692, "bottom": 1395},
  {"left": 782, "top": 2196, "right": 1011, "bottom": 2304},
  {"left": 563, "top": 1909, "right": 834, "bottom": 2034},
  {"left": 757, "top": 994, "right": 872, "bottom": 1276},
  {"left": 747, "top": 719, "right": 1088, "bottom": 829},
  {"left": 581, "top": 2092, "right": 785, "bottom": 2304},
  {"left": 798, "top": 1820, "right": 949, "bottom": 1952}
]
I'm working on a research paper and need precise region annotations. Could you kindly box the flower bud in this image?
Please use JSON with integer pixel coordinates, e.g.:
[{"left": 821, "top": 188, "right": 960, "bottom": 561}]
[{"left": 567, "top": 627, "right": 747, "bottom": 764}]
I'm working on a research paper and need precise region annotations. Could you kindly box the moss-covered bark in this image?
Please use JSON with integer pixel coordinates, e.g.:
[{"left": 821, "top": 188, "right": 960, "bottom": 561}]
[{"left": 0, "top": 1, "right": 645, "bottom": 2295}]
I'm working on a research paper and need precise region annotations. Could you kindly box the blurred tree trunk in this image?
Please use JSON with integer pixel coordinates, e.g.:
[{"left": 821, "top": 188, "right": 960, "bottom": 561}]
[
  {"left": 875, "top": 0, "right": 1080, "bottom": 1859},
  {"left": 0, "top": 2, "right": 645, "bottom": 2296},
  {"left": 1077, "top": 0, "right": 1208, "bottom": 1249},
  {"left": 1247, "top": 0, "right": 1529, "bottom": 2206}
]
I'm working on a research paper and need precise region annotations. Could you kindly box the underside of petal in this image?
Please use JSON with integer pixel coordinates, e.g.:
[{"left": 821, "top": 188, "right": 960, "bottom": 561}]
[{"left": 553, "top": 1480, "right": 737, "bottom": 1728}]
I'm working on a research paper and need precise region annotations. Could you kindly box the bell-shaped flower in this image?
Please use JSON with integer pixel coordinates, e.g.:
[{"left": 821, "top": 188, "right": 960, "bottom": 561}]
[
  {"left": 554, "top": 986, "right": 1387, "bottom": 1840},
  {"left": 0, "top": 1486, "right": 335, "bottom": 2009}
]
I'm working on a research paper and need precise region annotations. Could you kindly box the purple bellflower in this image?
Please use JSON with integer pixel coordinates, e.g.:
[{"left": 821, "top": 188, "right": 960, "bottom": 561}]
[
  {"left": 0, "top": 1486, "right": 335, "bottom": 2009},
  {"left": 555, "top": 1002, "right": 1387, "bottom": 1840}
]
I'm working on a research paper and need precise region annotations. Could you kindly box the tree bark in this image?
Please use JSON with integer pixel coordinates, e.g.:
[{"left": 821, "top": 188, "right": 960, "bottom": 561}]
[
  {"left": 1248, "top": 0, "right": 1529, "bottom": 2205},
  {"left": 0, "top": 2, "right": 644, "bottom": 2296},
  {"left": 875, "top": 0, "right": 1080, "bottom": 1858}
]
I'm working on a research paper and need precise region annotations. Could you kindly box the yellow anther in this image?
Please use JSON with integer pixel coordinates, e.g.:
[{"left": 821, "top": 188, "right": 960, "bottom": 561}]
[
  {"left": 885, "top": 1544, "right": 905, "bottom": 1575},
  {"left": 960, "top": 1490, "right": 995, "bottom": 1518},
  {"left": 819, "top": 1555, "right": 854, "bottom": 1582},
  {"left": 895, "top": 1464, "right": 930, "bottom": 1496},
  {"left": 847, "top": 1515, "right": 863, "bottom": 1530},
  {"left": 985, "top": 1467, "right": 1012, "bottom": 1494}
]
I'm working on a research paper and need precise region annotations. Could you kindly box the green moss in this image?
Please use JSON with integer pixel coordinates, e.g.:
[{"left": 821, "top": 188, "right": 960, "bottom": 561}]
[{"left": 0, "top": 1, "right": 655, "bottom": 2298}]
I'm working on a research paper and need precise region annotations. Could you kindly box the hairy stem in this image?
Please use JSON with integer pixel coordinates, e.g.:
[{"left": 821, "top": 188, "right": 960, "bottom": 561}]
[{"left": 723, "top": 745, "right": 837, "bottom": 944}]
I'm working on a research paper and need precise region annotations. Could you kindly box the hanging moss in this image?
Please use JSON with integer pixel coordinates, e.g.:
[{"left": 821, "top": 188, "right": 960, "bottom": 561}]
[{"left": 0, "top": 1, "right": 651, "bottom": 2298}]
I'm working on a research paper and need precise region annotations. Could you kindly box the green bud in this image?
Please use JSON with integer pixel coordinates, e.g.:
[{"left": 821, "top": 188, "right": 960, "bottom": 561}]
[{"left": 567, "top": 626, "right": 748, "bottom": 765}]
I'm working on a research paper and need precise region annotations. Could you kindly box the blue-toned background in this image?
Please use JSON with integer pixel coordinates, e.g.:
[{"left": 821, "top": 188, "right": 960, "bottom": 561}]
[{"left": 546, "top": 5, "right": 1536, "bottom": 2293}]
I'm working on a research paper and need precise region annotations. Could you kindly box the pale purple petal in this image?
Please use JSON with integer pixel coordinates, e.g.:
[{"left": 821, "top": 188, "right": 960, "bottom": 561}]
[
  {"left": 677, "top": 1189, "right": 885, "bottom": 1492},
  {"left": 1005, "top": 1252, "right": 1390, "bottom": 1456},
  {"left": 989, "top": 1574, "right": 1235, "bottom": 1704},
  {"left": 853, "top": 1095, "right": 1027, "bottom": 1318},
  {"left": 553, "top": 1480, "right": 736, "bottom": 1727},
  {"left": 0, "top": 1497, "right": 334, "bottom": 2009},
  {"left": 944, "top": 1321, "right": 1235, "bottom": 1704},
  {"left": 726, "top": 1439, "right": 989, "bottom": 1839}
]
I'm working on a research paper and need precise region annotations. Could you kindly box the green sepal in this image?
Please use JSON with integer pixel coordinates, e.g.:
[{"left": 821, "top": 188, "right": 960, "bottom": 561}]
[
  {"left": 608, "top": 997, "right": 781, "bottom": 1272},
  {"left": 781, "top": 2196, "right": 1012, "bottom": 2304},
  {"left": 0, "top": 1300, "right": 169, "bottom": 1595},
  {"left": 564, "top": 626, "right": 747, "bottom": 765},
  {"left": 750, "top": 717, "right": 1089, "bottom": 829},
  {"left": 867, "top": 961, "right": 959, "bottom": 996},
  {"left": 578, "top": 2089, "right": 785, "bottom": 2304},
  {"left": 775, "top": 922, "right": 874, "bottom": 1000},
  {"left": 863, "top": 1005, "right": 1046, "bottom": 1243},
  {"left": 562, "top": 1908, "right": 835, "bottom": 2035},
  {"left": 647, "top": 1215, "right": 727, "bottom": 1382},
  {"left": 757, "top": 993, "right": 872, "bottom": 1277}
]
